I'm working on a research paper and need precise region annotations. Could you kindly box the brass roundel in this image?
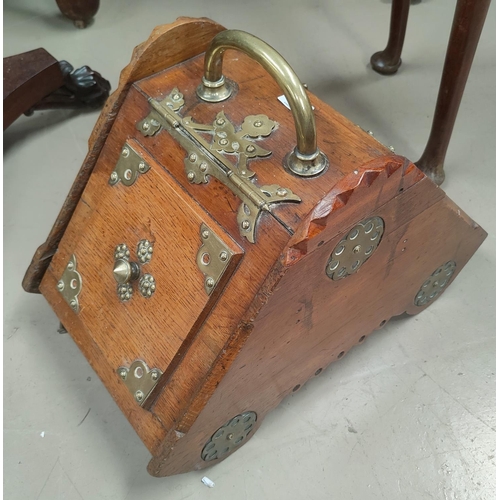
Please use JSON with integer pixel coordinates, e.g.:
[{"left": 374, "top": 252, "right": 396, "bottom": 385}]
[
  {"left": 201, "top": 411, "right": 257, "bottom": 461},
  {"left": 326, "top": 216, "right": 384, "bottom": 281},
  {"left": 414, "top": 261, "right": 456, "bottom": 306}
]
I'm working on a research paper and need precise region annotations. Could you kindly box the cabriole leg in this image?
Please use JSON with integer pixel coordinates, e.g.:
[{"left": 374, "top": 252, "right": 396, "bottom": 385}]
[
  {"left": 371, "top": 0, "right": 411, "bottom": 75},
  {"left": 415, "top": 0, "right": 491, "bottom": 185}
]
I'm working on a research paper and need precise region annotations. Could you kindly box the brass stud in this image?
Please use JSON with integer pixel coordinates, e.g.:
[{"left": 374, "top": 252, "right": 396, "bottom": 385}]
[
  {"left": 187, "top": 171, "right": 195, "bottom": 182},
  {"left": 241, "top": 220, "right": 250, "bottom": 230},
  {"left": 219, "top": 251, "right": 228, "bottom": 262},
  {"left": 142, "top": 122, "right": 150, "bottom": 131},
  {"left": 122, "top": 147, "right": 130, "bottom": 157},
  {"left": 189, "top": 153, "right": 197, "bottom": 163},
  {"left": 276, "top": 188, "right": 287, "bottom": 197},
  {"left": 202, "top": 230, "right": 210, "bottom": 239},
  {"left": 119, "top": 369, "right": 127, "bottom": 379},
  {"left": 206, "top": 277, "right": 215, "bottom": 288}
]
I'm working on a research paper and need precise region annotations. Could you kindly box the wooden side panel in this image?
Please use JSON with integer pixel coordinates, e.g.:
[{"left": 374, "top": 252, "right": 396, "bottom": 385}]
[{"left": 147, "top": 162, "right": 486, "bottom": 476}]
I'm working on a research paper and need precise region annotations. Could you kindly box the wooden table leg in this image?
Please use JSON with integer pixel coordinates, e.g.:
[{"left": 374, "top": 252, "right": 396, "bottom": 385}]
[
  {"left": 415, "top": 0, "right": 491, "bottom": 185},
  {"left": 371, "top": 0, "right": 411, "bottom": 75}
]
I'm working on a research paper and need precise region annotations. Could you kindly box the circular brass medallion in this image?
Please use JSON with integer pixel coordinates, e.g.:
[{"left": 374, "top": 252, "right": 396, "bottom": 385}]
[
  {"left": 414, "top": 261, "right": 456, "bottom": 306},
  {"left": 201, "top": 411, "right": 257, "bottom": 461},
  {"left": 326, "top": 216, "right": 384, "bottom": 281}
]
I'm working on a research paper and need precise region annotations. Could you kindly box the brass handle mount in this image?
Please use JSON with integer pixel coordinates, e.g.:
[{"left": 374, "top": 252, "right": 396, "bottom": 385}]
[{"left": 196, "top": 30, "right": 328, "bottom": 177}]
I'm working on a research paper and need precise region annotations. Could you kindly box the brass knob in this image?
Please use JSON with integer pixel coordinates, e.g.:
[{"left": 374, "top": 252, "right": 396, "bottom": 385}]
[{"left": 113, "top": 258, "right": 140, "bottom": 285}]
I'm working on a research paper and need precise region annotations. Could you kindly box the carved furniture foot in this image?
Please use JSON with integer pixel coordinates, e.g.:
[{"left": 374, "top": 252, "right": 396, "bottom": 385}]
[
  {"left": 370, "top": 0, "right": 410, "bottom": 75},
  {"left": 55, "top": 0, "right": 100, "bottom": 28},
  {"left": 3, "top": 48, "right": 110, "bottom": 130}
]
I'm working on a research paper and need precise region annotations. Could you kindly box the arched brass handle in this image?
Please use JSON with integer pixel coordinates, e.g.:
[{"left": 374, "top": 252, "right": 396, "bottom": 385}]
[{"left": 196, "top": 30, "right": 328, "bottom": 177}]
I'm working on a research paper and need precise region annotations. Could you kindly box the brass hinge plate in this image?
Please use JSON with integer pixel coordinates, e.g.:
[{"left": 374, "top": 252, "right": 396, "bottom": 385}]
[{"left": 137, "top": 88, "right": 301, "bottom": 243}]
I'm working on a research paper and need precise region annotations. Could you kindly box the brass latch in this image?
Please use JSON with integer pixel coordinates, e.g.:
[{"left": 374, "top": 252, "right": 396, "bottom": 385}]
[{"left": 137, "top": 88, "right": 301, "bottom": 243}]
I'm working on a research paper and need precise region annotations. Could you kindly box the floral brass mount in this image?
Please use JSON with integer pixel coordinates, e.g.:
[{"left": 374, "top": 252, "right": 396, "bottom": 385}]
[
  {"left": 137, "top": 88, "right": 301, "bottom": 243},
  {"left": 113, "top": 240, "right": 156, "bottom": 302}
]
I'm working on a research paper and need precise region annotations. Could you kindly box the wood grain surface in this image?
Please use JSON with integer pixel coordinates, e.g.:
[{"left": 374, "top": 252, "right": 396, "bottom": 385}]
[
  {"left": 149, "top": 161, "right": 486, "bottom": 476},
  {"left": 23, "top": 17, "right": 226, "bottom": 293}
]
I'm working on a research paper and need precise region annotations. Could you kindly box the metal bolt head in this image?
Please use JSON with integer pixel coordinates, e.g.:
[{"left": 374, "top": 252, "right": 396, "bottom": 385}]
[
  {"left": 202, "top": 230, "right": 210, "bottom": 239},
  {"left": 67, "top": 261, "right": 74, "bottom": 270},
  {"left": 227, "top": 433, "right": 233, "bottom": 440},
  {"left": 276, "top": 188, "right": 287, "bottom": 197},
  {"left": 135, "top": 390, "right": 144, "bottom": 402},
  {"left": 122, "top": 147, "right": 130, "bottom": 157},
  {"left": 119, "top": 368, "right": 127, "bottom": 379},
  {"left": 220, "top": 138, "right": 229, "bottom": 146},
  {"left": 151, "top": 371, "right": 159, "bottom": 381},
  {"left": 189, "top": 153, "right": 197, "bottom": 163},
  {"left": 110, "top": 171, "right": 118, "bottom": 181},
  {"left": 353, "top": 245, "right": 361, "bottom": 254},
  {"left": 219, "top": 251, "right": 228, "bottom": 262},
  {"left": 150, "top": 119, "right": 159, "bottom": 127},
  {"left": 138, "top": 161, "right": 146, "bottom": 172},
  {"left": 216, "top": 118, "right": 225, "bottom": 125},
  {"left": 57, "top": 280, "right": 64, "bottom": 291},
  {"left": 187, "top": 171, "right": 195, "bottom": 182},
  {"left": 241, "top": 220, "right": 250, "bottom": 230},
  {"left": 206, "top": 277, "right": 215, "bottom": 288},
  {"left": 172, "top": 93, "right": 180, "bottom": 101},
  {"left": 254, "top": 120, "right": 263, "bottom": 127},
  {"left": 246, "top": 145, "right": 256, "bottom": 153},
  {"left": 142, "top": 121, "right": 150, "bottom": 131},
  {"left": 200, "top": 162, "right": 208, "bottom": 172}
]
